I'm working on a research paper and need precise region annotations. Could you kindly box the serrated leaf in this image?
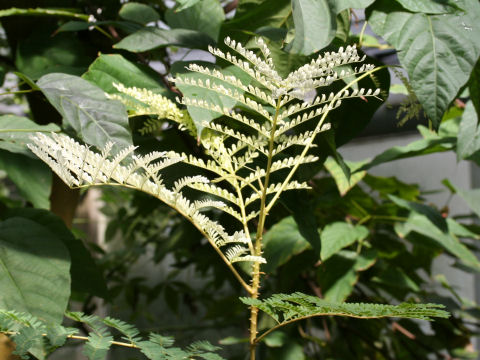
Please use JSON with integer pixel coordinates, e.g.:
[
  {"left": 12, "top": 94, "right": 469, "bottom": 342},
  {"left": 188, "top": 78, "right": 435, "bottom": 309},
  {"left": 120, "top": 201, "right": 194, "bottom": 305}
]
[
  {"left": 367, "top": 0, "right": 480, "bottom": 128},
  {"left": 83, "top": 333, "right": 113, "bottom": 360},
  {"left": 82, "top": 54, "right": 168, "bottom": 95},
  {"left": 320, "top": 222, "right": 369, "bottom": 261},
  {"left": 166, "top": 0, "right": 225, "bottom": 41},
  {"left": 0, "top": 115, "right": 59, "bottom": 156},
  {"left": 0, "top": 218, "right": 70, "bottom": 323},
  {"left": 394, "top": 0, "right": 462, "bottom": 14},
  {"left": 263, "top": 217, "right": 311, "bottom": 273},
  {"left": 0, "top": 150, "right": 51, "bottom": 208},
  {"left": 37, "top": 73, "right": 132, "bottom": 152},
  {"left": 457, "top": 101, "right": 480, "bottom": 160},
  {"left": 114, "top": 27, "right": 215, "bottom": 53},
  {"left": 119, "top": 2, "right": 160, "bottom": 24}
]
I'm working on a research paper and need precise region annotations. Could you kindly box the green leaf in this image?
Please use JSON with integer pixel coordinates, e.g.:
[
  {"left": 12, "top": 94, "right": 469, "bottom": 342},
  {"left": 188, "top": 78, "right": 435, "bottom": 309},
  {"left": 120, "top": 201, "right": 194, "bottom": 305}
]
[
  {"left": 367, "top": 0, "right": 480, "bottom": 128},
  {"left": 320, "top": 222, "right": 369, "bottom": 261},
  {"left": 114, "top": 27, "right": 215, "bottom": 53},
  {"left": 174, "top": 0, "right": 202, "bottom": 12},
  {"left": 372, "top": 266, "right": 420, "bottom": 291},
  {"left": 358, "top": 134, "right": 455, "bottom": 171},
  {"left": 119, "top": 2, "right": 160, "bottom": 24},
  {"left": 0, "top": 7, "right": 89, "bottom": 20},
  {"left": 0, "top": 115, "right": 60, "bottom": 156},
  {"left": 324, "top": 158, "right": 367, "bottom": 196},
  {"left": 37, "top": 73, "right": 132, "bottom": 152},
  {"left": 263, "top": 217, "right": 311, "bottom": 274},
  {"left": 3, "top": 208, "right": 107, "bottom": 299},
  {"left": 166, "top": 0, "right": 225, "bottom": 41},
  {"left": 0, "top": 218, "right": 70, "bottom": 323},
  {"left": 318, "top": 250, "right": 376, "bottom": 302},
  {"left": 285, "top": 0, "right": 336, "bottom": 55},
  {"left": 457, "top": 101, "right": 480, "bottom": 160},
  {"left": 82, "top": 54, "right": 168, "bottom": 95},
  {"left": 240, "top": 292, "right": 449, "bottom": 326},
  {"left": 0, "top": 150, "right": 51, "bottom": 209},
  {"left": 469, "top": 57, "right": 480, "bottom": 116},
  {"left": 336, "top": 0, "right": 375, "bottom": 11},
  {"left": 395, "top": 212, "right": 480, "bottom": 271},
  {"left": 15, "top": 32, "right": 93, "bottom": 80},
  {"left": 453, "top": 184, "right": 480, "bottom": 219},
  {"left": 394, "top": 0, "right": 462, "bottom": 14}
]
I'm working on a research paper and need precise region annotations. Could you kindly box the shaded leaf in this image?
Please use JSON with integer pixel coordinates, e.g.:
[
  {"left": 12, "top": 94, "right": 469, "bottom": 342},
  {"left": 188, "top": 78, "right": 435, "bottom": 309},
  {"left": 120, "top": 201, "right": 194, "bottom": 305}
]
[
  {"left": 114, "top": 27, "right": 215, "bottom": 53},
  {"left": 367, "top": 0, "right": 480, "bottom": 128},
  {"left": 166, "top": 0, "right": 225, "bottom": 41},
  {"left": 469, "top": 57, "right": 480, "bottom": 116},
  {"left": 324, "top": 158, "right": 367, "bottom": 196},
  {"left": 0, "top": 218, "right": 70, "bottom": 323},
  {"left": 320, "top": 222, "right": 369, "bottom": 261},
  {"left": 119, "top": 2, "right": 160, "bottom": 24},
  {"left": 263, "top": 217, "right": 311, "bottom": 273},
  {"left": 37, "top": 73, "right": 132, "bottom": 152},
  {"left": 0, "top": 150, "right": 51, "bottom": 209},
  {"left": 0, "top": 115, "right": 59, "bottom": 156}
]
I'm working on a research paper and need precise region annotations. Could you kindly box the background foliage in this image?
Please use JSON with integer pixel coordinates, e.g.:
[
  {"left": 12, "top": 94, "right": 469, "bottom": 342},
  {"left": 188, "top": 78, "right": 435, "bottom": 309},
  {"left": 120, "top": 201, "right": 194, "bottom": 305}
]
[{"left": 0, "top": 0, "right": 479, "bottom": 359}]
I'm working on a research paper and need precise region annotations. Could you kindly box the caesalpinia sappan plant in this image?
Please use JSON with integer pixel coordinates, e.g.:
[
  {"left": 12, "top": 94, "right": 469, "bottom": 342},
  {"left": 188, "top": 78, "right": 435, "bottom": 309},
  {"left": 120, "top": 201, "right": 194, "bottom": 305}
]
[{"left": 25, "top": 37, "right": 448, "bottom": 359}]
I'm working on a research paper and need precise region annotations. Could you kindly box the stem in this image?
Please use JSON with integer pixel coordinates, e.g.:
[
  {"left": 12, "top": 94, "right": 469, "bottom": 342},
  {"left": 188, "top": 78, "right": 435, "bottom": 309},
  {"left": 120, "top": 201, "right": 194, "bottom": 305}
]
[{"left": 249, "top": 96, "right": 283, "bottom": 359}]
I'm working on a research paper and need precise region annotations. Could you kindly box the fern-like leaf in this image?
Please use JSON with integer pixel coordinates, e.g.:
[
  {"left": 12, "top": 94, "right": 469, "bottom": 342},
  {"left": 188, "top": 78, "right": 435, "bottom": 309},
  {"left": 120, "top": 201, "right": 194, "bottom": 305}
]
[{"left": 240, "top": 292, "right": 449, "bottom": 342}]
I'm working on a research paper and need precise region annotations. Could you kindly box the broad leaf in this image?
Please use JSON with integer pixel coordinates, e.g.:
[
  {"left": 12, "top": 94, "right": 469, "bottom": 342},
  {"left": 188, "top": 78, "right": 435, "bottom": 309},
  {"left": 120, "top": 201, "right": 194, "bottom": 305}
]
[
  {"left": 320, "top": 222, "right": 369, "bottom": 261},
  {"left": 0, "top": 115, "right": 59, "bottom": 156},
  {"left": 395, "top": 212, "right": 480, "bottom": 271},
  {"left": 457, "top": 101, "right": 480, "bottom": 160},
  {"left": 0, "top": 7, "right": 88, "bottom": 20},
  {"left": 82, "top": 54, "right": 168, "bottom": 95},
  {"left": 119, "top": 2, "right": 160, "bottom": 24},
  {"left": 358, "top": 134, "right": 455, "bottom": 171},
  {"left": 469, "top": 58, "right": 480, "bottom": 116},
  {"left": 453, "top": 184, "right": 480, "bottom": 220},
  {"left": 174, "top": 0, "right": 202, "bottom": 12},
  {"left": 0, "top": 150, "right": 51, "bottom": 209},
  {"left": 263, "top": 217, "right": 311, "bottom": 274},
  {"left": 372, "top": 266, "right": 420, "bottom": 291},
  {"left": 367, "top": 0, "right": 480, "bottom": 128},
  {"left": 114, "top": 27, "right": 215, "bottom": 53},
  {"left": 336, "top": 0, "right": 375, "bottom": 10},
  {"left": 318, "top": 250, "right": 376, "bottom": 302},
  {"left": 324, "top": 158, "right": 367, "bottom": 196},
  {"left": 4, "top": 209, "right": 107, "bottom": 298},
  {"left": 37, "top": 73, "right": 132, "bottom": 152},
  {"left": 0, "top": 218, "right": 70, "bottom": 323},
  {"left": 166, "top": 0, "right": 225, "bottom": 41},
  {"left": 285, "top": 0, "right": 336, "bottom": 55},
  {"left": 15, "top": 32, "right": 93, "bottom": 80},
  {"left": 394, "top": 0, "right": 462, "bottom": 14}
]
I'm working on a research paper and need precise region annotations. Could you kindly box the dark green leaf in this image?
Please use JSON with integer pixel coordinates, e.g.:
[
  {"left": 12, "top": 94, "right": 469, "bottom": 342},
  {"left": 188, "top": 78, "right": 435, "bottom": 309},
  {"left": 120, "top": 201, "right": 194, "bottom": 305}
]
[
  {"left": 37, "top": 73, "right": 132, "bottom": 152},
  {"left": 367, "top": 0, "right": 480, "bottom": 128},
  {"left": 119, "top": 2, "right": 160, "bottom": 25},
  {"left": 166, "top": 0, "right": 225, "bottom": 41},
  {"left": 114, "top": 27, "right": 215, "bottom": 53},
  {"left": 0, "top": 150, "right": 51, "bottom": 208},
  {"left": 372, "top": 266, "right": 420, "bottom": 291},
  {"left": 4, "top": 208, "right": 107, "bottom": 299},
  {"left": 0, "top": 115, "right": 59, "bottom": 156},
  {"left": 82, "top": 54, "right": 168, "bottom": 95},
  {"left": 263, "top": 217, "right": 311, "bottom": 273},
  {"left": 0, "top": 218, "right": 70, "bottom": 323},
  {"left": 320, "top": 222, "right": 369, "bottom": 261},
  {"left": 15, "top": 32, "right": 93, "bottom": 80},
  {"left": 318, "top": 250, "right": 376, "bottom": 301},
  {"left": 469, "top": 57, "right": 480, "bottom": 116}
]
